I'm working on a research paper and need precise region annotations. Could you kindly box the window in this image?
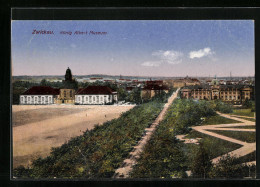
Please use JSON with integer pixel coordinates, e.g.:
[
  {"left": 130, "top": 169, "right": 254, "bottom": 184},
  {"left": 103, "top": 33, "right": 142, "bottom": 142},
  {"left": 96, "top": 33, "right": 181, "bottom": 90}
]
[
  {"left": 28, "top": 97, "right": 31, "bottom": 102},
  {"left": 82, "top": 96, "right": 84, "bottom": 102},
  {"left": 49, "top": 97, "right": 52, "bottom": 103},
  {"left": 100, "top": 96, "right": 103, "bottom": 102},
  {"left": 89, "top": 96, "right": 92, "bottom": 103},
  {"left": 230, "top": 96, "right": 232, "bottom": 99},
  {"left": 70, "top": 90, "right": 72, "bottom": 97},
  {"left": 225, "top": 92, "right": 227, "bottom": 94},
  {"left": 64, "top": 90, "right": 66, "bottom": 97},
  {"left": 97, "top": 96, "right": 99, "bottom": 103},
  {"left": 86, "top": 96, "right": 88, "bottom": 101},
  {"left": 238, "top": 96, "right": 240, "bottom": 99},
  {"left": 35, "top": 97, "right": 37, "bottom": 102}
]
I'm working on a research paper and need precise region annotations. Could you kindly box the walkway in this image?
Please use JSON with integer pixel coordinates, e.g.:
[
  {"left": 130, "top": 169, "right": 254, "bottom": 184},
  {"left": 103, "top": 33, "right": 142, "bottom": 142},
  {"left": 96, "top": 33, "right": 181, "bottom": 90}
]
[
  {"left": 113, "top": 88, "right": 180, "bottom": 178},
  {"left": 192, "top": 112, "right": 256, "bottom": 164}
]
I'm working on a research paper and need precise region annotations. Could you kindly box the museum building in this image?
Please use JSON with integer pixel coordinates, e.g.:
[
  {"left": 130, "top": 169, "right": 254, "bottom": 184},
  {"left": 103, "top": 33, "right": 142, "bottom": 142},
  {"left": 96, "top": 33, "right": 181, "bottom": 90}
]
[{"left": 180, "top": 84, "right": 254, "bottom": 104}]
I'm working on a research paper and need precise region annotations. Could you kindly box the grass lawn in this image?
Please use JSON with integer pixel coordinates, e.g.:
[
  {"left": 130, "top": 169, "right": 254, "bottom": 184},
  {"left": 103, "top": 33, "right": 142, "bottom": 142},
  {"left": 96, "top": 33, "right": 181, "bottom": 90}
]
[
  {"left": 202, "top": 115, "right": 240, "bottom": 125},
  {"left": 232, "top": 109, "right": 255, "bottom": 117},
  {"left": 235, "top": 116, "right": 256, "bottom": 122},
  {"left": 220, "top": 125, "right": 255, "bottom": 129},
  {"left": 184, "top": 130, "right": 242, "bottom": 161},
  {"left": 207, "top": 130, "right": 255, "bottom": 143},
  {"left": 235, "top": 151, "right": 256, "bottom": 164}
]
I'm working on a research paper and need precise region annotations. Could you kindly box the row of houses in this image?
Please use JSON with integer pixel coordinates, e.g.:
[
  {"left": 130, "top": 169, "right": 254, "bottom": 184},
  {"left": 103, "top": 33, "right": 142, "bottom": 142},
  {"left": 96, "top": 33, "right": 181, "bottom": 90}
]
[{"left": 19, "top": 86, "right": 118, "bottom": 105}]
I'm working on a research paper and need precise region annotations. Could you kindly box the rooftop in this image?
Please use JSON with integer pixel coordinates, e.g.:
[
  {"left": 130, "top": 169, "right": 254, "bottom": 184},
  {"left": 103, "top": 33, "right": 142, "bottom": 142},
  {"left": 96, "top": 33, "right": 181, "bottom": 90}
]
[
  {"left": 22, "top": 86, "right": 60, "bottom": 95},
  {"left": 76, "top": 86, "right": 116, "bottom": 95}
]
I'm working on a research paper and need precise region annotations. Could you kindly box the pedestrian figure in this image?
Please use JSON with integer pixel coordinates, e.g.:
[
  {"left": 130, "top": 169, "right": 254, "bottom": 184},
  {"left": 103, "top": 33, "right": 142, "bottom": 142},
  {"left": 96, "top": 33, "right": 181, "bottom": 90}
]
[{"left": 105, "top": 115, "right": 107, "bottom": 118}]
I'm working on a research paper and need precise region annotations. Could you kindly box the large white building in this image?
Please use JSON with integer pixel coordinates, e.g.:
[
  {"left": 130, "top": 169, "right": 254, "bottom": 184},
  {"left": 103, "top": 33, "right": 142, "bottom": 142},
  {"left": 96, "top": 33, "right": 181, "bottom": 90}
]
[
  {"left": 75, "top": 86, "right": 118, "bottom": 105},
  {"left": 19, "top": 86, "right": 59, "bottom": 105}
]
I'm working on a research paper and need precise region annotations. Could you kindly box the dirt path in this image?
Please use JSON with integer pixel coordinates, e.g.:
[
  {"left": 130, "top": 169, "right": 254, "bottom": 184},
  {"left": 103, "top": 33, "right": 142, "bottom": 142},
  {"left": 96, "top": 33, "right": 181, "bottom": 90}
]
[
  {"left": 13, "top": 105, "right": 134, "bottom": 168},
  {"left": 113, "top": 89, "right": 180, "bottom": 178},
  {"left": 192, "top": 112, "right": 256, "bottom": 164}
]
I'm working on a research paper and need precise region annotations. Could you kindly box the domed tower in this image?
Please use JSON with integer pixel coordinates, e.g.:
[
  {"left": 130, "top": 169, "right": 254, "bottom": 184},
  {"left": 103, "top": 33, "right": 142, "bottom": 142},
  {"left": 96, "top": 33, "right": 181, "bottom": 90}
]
[{"left": 65, "top": 67, "right": 72, "bottom": 81}]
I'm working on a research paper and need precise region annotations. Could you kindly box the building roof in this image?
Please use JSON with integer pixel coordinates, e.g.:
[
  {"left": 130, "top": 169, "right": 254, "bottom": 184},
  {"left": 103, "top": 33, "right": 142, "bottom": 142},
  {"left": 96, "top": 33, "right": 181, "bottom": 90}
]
[
  {"left": 22, "top": 86, "right": 60, "bottom": 95},
  {"left": 76, "top": 86, "right": 116, "bottom": 95},
  {"left": 182, "top": 84, "right": 253, "bottom": 90},
  {"left": 143, "top": 84, "right": 169, "bottom": 91},
  {"left": 146, "top": 80, "right": 163, "bottom": 85}
]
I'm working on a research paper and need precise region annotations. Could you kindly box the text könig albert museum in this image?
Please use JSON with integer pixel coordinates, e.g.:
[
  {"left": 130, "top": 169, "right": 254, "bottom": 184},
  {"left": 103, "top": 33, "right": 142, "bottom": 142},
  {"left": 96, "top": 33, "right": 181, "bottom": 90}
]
[{"left": 32, "top": 29, "right": 108, "bottom": 35}]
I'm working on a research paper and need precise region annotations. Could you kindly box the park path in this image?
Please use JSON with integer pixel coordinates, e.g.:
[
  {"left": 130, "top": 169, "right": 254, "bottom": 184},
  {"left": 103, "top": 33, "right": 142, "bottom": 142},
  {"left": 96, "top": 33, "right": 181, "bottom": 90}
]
[
  {"left": 113, "top": 88, "right": 180, "bottom": 178},
  {"left": 192, "top": 112, "right": 256, "bottom": 164}
]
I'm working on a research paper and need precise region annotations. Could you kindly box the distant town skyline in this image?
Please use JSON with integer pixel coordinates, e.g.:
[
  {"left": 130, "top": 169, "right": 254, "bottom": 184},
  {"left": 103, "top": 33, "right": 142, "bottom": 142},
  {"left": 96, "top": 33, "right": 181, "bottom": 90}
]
[{"left": 12, "top": 20, "right": 254, "bottom": 77}]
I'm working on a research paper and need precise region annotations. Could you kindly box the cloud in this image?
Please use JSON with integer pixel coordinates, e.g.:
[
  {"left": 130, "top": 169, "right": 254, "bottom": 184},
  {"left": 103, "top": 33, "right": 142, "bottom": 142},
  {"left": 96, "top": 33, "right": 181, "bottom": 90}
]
[
  {"left": 152, "top": 50, "right": 183, "bottom": 64},
  {"left": 141, "top": 61, "right": 162, "bottom": 67},
  {"left": 141, "top": 50, "right": 183, "bottom": 67},
  {"left": 189, "top": 47, "right": 214, "bottom": 59}
]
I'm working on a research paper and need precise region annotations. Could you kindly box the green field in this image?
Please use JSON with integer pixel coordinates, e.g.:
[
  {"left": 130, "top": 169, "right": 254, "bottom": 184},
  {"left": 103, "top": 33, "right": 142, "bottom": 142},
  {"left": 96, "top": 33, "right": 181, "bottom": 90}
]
[
  {"left": 220, "top": 125, "right": 255, "bottom": 129},
  {"left": 232, "top": 109, "right": 255, "bottom": 117},
  {"left": 207, "top": 130, "right": 255, "bottom": 143},
  {"left": 184, "top": 130, "right": 242, "bottom": 160},
  {"left": 235, "top": 151, "right": 256, "bottom": 163},
  {"left": 234, "top": 116, "right": 256, "bottom": 122},
  {"left": 202, "top": 115, "right": 240, "bottom": 125}
]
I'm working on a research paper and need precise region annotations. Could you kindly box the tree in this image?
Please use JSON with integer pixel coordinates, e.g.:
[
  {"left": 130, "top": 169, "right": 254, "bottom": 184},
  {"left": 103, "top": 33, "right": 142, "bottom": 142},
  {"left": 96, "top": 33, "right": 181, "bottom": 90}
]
[
  {"left": 191, "top": 143, "right": 212, "bottom": 178},
  {"left": 40, "top": 79, "right": 48, "bottom": 86},
  {"left": 209, "top": 154, "right": 255, "bottom": 178},
  {"left": 117, "top": 87, "right": 127, "bottom": 101},
  {"left": 242, "top": 98, "right": 252, "bottom": 109}
]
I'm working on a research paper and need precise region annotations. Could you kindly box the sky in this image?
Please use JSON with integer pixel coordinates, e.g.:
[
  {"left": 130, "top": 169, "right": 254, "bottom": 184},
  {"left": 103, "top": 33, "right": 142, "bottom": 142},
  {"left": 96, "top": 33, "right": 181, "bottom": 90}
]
[{"left": 11, "top": 20, "right": 255, "bottom": 77}]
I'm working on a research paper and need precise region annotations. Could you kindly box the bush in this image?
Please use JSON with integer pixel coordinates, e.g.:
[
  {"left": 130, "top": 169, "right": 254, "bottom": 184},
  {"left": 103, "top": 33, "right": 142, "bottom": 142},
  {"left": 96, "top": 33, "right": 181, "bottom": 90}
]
[
  {"left": 209, "top": 154, "right": 256, "bottom": 178},
  {"left": 191, "top": 144, "right": 212, "bottom": 178},
  {"left": 211, "top": 100, "right": 233, "bottom": 113}
]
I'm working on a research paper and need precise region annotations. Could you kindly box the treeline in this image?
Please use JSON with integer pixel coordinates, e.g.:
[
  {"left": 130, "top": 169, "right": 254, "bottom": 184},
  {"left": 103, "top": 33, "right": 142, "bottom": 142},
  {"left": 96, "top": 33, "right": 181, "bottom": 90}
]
[{"left": 13, "top": 100, "right": 164, "bottom": 179}]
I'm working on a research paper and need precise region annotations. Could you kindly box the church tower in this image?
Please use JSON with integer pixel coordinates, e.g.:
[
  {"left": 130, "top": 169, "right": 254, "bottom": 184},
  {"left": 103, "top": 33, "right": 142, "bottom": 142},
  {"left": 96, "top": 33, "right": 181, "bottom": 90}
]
[{"left": 65, "top": 67, "right": 73, "bottom": 81}]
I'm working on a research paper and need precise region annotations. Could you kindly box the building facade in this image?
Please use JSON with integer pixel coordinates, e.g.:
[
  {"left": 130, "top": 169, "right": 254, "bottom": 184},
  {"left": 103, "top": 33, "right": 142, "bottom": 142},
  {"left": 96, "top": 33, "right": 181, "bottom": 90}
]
[
  {"left": 141, "top": 83, "right": 169, "bottom": 99},
  {"left": 75, "top": 86, "right": 118, "bottom": 105},
  {"left": 20, "top": 86, "right": 59, "bottom": 105},
  {"left": 55, "top": 89, "right": 75, "bottom": 104},
  {"left": 181, "top": 85, "right": 254, "bottom": 104}
]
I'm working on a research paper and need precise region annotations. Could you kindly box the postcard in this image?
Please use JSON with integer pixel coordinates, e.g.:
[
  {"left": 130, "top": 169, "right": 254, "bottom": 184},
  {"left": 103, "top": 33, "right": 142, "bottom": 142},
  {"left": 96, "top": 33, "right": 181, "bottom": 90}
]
[{"left": 11, "top": 20, "right": 255, "bottom": 179}]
